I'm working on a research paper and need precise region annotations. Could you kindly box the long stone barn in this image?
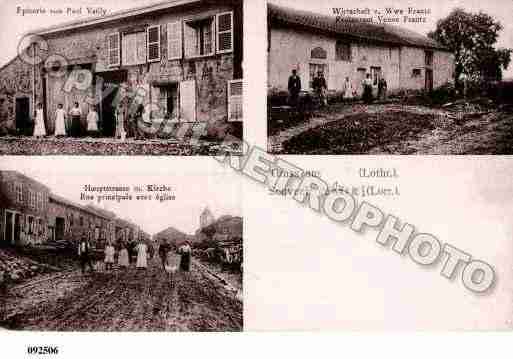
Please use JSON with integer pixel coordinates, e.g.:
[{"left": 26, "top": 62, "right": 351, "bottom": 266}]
[
  {"left": 0, "top": 170, "right": 148, "bottom": 248},
  {"left": 0, "top": 0, "right": 243, "bottom": 137},
  {"left": 267, "top": 4, "right": 455, "bottom": 96}
]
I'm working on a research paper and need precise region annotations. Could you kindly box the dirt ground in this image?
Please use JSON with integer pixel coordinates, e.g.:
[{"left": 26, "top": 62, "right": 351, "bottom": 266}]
[
  {"left": 0, "top": 136, "right": 242, "bottom": 156},
  {"left": 269, "top": 102, "right": 513, "bottom": 155},
  {"left": 0, "top": 254, "right": 242, "bottom": 332}
]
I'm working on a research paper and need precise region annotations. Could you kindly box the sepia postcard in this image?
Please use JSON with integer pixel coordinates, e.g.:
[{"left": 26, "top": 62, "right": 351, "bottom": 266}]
[
  {"left": 0, "top": 161, "right": 243, "bottom": 331},
  {"left": 0, "top": 0, "right": 244, "bottom": 156},
  {"left": 267, "top": 0, "right": 513, "bottom": 155}
]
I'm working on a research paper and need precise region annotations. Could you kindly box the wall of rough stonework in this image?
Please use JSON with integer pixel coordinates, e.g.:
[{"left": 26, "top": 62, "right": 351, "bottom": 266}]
[
  {"left": 0, "top": 57, "right": 43, "bottom": 134},
  {"left": 40, "top": 3, "right": 240, "bottom": 133}
]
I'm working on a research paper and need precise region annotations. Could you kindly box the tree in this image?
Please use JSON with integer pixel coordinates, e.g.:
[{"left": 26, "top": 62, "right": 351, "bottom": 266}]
[{"left": 428, "top": 8, "right": 512, "bottom": 84}]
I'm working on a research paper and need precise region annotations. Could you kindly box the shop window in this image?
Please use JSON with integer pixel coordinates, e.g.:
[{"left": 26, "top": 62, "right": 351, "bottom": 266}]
[{"left": 157, "top": 84, "right": 179, "bottom": 119}]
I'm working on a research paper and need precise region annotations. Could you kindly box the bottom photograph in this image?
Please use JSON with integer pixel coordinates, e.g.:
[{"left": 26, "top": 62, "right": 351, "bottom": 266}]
[{"left": 0, "top": 164, "right": 242, "bottom": 331}]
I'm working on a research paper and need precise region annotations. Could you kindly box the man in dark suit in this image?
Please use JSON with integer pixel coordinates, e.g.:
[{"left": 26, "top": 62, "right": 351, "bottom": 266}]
[
  {"left": 78, "top": 235, "right": 94, "bottom": 274},
  {"left": 288, "top": 69, "right": 302, "bottom": 107}
]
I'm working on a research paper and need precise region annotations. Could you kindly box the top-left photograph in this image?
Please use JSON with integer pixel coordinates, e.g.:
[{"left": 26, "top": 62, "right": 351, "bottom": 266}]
[{"left": 0, "top": 0, "right": 244, "bottom": 156}]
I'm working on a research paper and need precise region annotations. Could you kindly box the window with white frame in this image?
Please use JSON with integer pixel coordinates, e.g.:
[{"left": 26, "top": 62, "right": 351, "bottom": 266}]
[
  {"left": 228, "top": 79, "right": 243, "bottom": 122},
  {"left": 107, "top": 33, "right": 120, "bottom": 67},
  {"left": 370, "top": 66, "right": 382, "bottom": 85},
  {"left": 157, "top": 85, "right": 179, "bottom": 119},
  {"left": 184, "top": 16, "right": 214, "bottom": 58},
  {"left": 216, "top": 12, "right": 233, "bottom": 53},
  {"left": 147, "top": 25, "right": 161, "bottom": 62},
  {"left": 167, "top": 21, "right": 183, "bottom": 60},
  {"left": 37, "top": 192, "right": 43, "bottom": 210},
  {"left": 15, "top": 182, "right": 23, "bottom": 203}
]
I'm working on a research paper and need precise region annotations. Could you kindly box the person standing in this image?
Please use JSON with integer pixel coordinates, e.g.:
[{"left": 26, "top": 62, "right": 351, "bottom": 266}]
[
  {"left": 69, "top": 102, "right": 82, "bottom": 137},
  {"left": 54, "top": 103, "right": 67, "bottom": 137},
  {"left": 179, "top": 242, "right": 192, "bottom": 272},
  {"left": 287, "top": 69, "right": 301, "bottom": 107},
  {"left": 136, "top": 240, "right": 148, "bottom": 270},
  {"left": 378, "top": 77, "right": 388, "bottom": 101},
  {"left": 118, "top": 242, "right": 130, "bottom": 269},
  {"left": 115, "top": 104, "right": 126, "bottom": 140},
  {"left": 362, "top": 73, "right": 374, "bottom": 104},
  {"left": 342, "top": 77, "right": 354, "bottom": 100},
  {"left": 104, "top": 241, "right": 115, "bottom": 271},
  {"left": 158, "top": 241, "right": 170, "bottom": 270},
  {"left": 78, "top": 235, "right": 94, "bottom": 274},
  {"left": 312, "top": 71, "right": 328, "bottom": 107},
  {"left": 86, "top": 105, "right": 100, "bottom": 137},
  {"left": 33, "top": 102, "right": 46, "bottom": 138}
]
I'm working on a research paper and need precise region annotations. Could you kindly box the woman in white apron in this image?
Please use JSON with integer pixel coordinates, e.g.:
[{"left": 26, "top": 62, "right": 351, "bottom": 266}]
[
  {"left": 54, "top": 103, "right": 67, "bottom": 136},
  {"left": 118, "top": 242, "right": 130, "bottom": 269},
  {"left": 136, "top": 241, "right": 148, "bottom": 269},
  {"left": 33, "top": 103, "right": 46, "bottom": 138}
]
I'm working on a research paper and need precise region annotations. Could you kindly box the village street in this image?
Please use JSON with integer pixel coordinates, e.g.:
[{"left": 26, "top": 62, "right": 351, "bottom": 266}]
[
  {"left": 0, "top": 254, "right": 242, "bottom": 331},
  {"left": 268, "top": 102, "right": 513, "bottom": 155}
]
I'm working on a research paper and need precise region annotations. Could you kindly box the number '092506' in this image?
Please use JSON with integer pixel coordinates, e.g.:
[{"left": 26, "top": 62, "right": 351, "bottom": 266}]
[{"left": 27, "top": 346, "right": 59, "bottom": 355}]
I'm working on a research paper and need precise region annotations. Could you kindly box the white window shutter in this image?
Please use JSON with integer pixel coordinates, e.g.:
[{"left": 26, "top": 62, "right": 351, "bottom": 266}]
[
  {"left": 216, "top": 11, "right": 233, "bottom": 53},
  {"left": 227, "top": 79, "right": 243, "bottom": 122},
  {"left": 179, "top": 80, "right": 196, "bottom": 122},
  {"left": 183, "top": 21, "right": 196, "bottom": 58},
  {"left": 147, "top": 25, "right": 161, "bottom": 62},
  {"left": 167, "top": 21, "right": 182, "bottom": 60},
  {"left": 108, "top": 32, "right": 120, "bottom": 67}
]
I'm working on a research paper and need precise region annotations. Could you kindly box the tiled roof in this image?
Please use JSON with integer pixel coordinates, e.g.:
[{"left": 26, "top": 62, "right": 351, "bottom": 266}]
[
  {"left": 268, "top": 3, "right": 448, "bottom": 51},
  {"left": 49, "top": 193, "right": 111, "bottom": 220}
]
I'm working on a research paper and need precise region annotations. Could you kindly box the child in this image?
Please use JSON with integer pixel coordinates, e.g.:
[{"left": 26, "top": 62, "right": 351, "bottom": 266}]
[
  {"left": 54, "top": 103, "right": 67, "bottom": 137},
  {"left": 104, "top": 241, "right": 115, "bottom": 271},
  {"left": 33, "top": 102, "right": 46, "bottom": 138}
]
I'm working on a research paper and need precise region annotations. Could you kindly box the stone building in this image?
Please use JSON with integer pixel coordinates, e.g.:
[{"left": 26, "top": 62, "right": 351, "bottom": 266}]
[
  {"left": 0, "top": 170, "right": 146, "bottom": 249},
  {"left": 267, "top": 4, "right": 455, "bottom": 96},
  {"left": 0, "top": 0, "right": 243, "bottom": 136},
  {"left": 0, "top": 171, "right": 51, "bottom": 246}
]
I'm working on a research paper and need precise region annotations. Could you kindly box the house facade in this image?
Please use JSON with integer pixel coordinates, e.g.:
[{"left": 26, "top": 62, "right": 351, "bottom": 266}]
[
  {"left": 0, "top": 0, "right": 243, "bottom": 136},
  {"left": 0, "top": 171, "right": 51, "bottom": 246},
  {"left": 267, "top": 4, "right": 454, "bottom": 96},
  {"left": 0, "top": 170, "right": 147, "bottom": 249}
]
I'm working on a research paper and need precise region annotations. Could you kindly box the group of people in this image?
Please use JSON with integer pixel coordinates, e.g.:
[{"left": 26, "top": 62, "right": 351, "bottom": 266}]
[
  {"left": 287, "top": 69, "right": 388, "bottom": 107},
  {"left": 77, "top": 235, "right": 192, "bottom": 274},
  {"left": 33, "top": 102, "right": 99, "bottom": 138}
]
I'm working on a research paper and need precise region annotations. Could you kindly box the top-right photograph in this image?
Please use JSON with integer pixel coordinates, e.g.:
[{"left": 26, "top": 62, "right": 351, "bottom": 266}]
[{"left": 266, "top": 1, "right": 513, "bottom": 155}]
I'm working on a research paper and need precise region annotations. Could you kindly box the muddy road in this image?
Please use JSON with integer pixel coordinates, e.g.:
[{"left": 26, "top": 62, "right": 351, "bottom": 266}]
[{"left": 0, "top": 256, "right": 242, "bottom": 332}]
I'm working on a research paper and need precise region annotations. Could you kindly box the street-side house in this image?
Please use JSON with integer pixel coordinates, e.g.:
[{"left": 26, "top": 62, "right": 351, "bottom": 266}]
[
  {"left": 0, "top": 0, "right": 243, "bottom": 136},
  {"left": 0, "top": 170, "right": 146, "bottom": 249},
  {"left": 267, "top": 4, "right": 455, "bottom": 96},
  {"left": 0, "top": 171, "right": 50, "bottom": 246}
]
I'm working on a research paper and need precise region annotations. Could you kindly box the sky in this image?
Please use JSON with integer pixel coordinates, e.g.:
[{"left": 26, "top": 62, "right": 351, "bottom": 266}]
[
  {"left": 271, "top": 0, "right": 513, "bottom": 79},
  {"left": 0, "top": 158, "right": 242, "bottom": 236},
  {"left": 1, "top": 0, "right": 512, "bottom": 76}
]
